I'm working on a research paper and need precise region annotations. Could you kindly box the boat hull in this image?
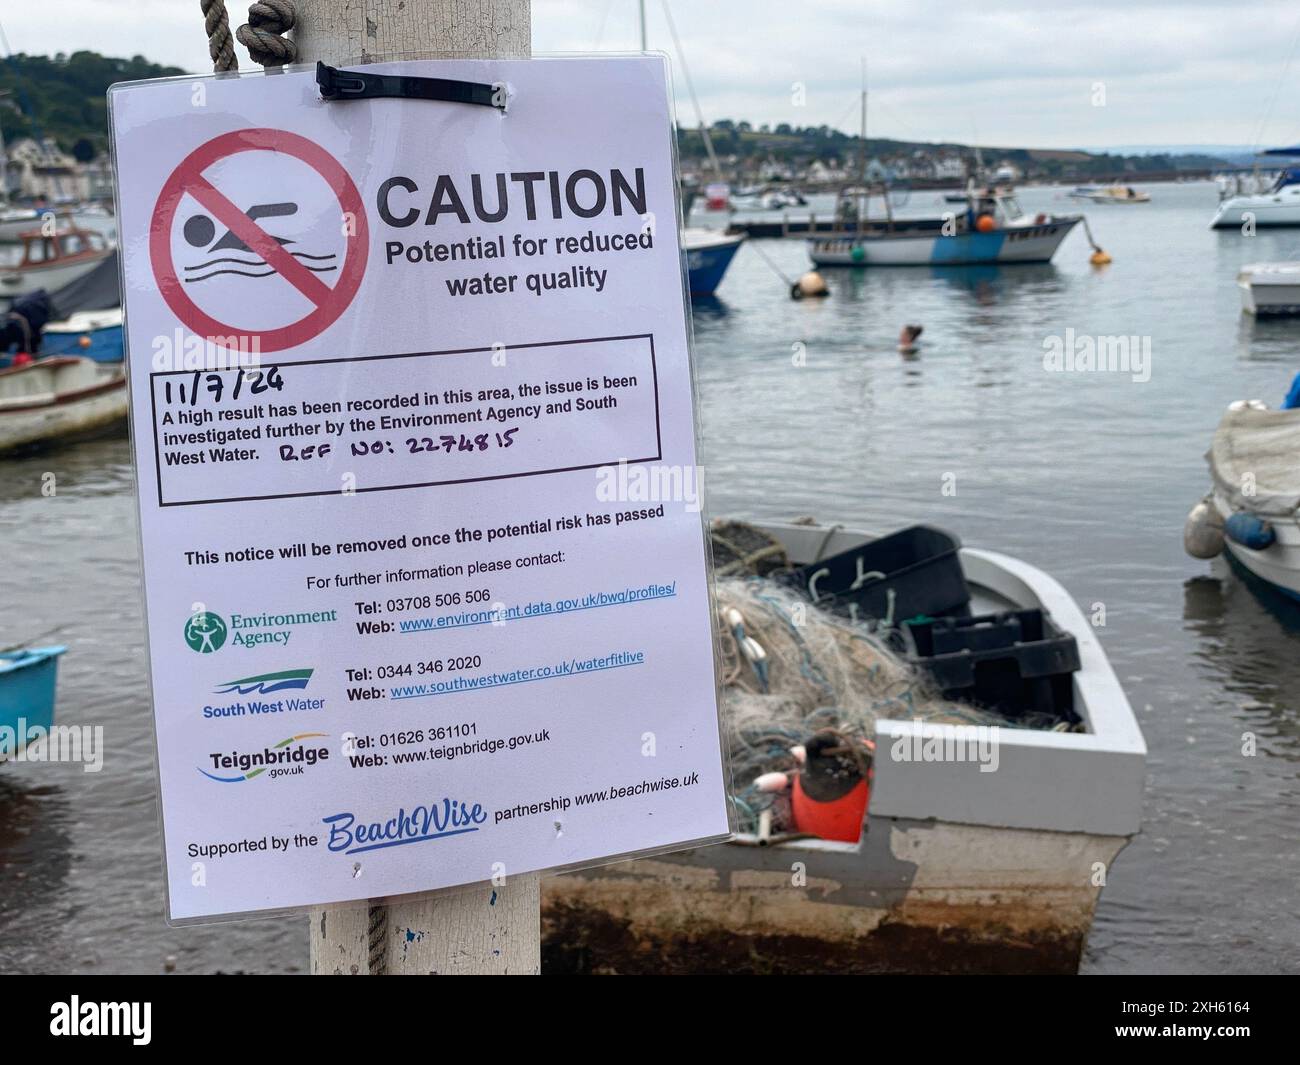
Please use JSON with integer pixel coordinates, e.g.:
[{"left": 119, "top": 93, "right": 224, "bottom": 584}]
[
  {"left": 544, "top": 821, "right": 1129, "bottom": 974},
  {"left": 41, "top": 309, "right": 124, "bottom": 362},
  {"left": 684, "top": 231, "right": 744, "bottom": 295},
  {"left": 541, "top": 521, "right": 1145, "bottom": 974},
  {"left": 1211, "top": 490, "right": 1300, "bottom": 599},
  {"left": 809, "top": 219, "right": 1079, "bottom": 267},
  {"left": 1212, "top": 196, "right": 1300, "bottom": 228},
  {"left": 0, "top": 357, "right": 128, "bottom": 454},
  {"left": 0, "top": 647, "right": 66, "bottom": 762},
  {"left": 0, "top": 249, "right": 113, "bottom": 299}
]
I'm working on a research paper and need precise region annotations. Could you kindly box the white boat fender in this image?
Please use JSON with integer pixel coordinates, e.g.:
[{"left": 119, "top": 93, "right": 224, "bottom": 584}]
[
  {"left": 1224, "top": 511, "right": 1276, "bottom": 551},
  {"left": 1183, "top": 497, "right": 1225, "bottom": 559},
  {"left": 754, "top": 771, "right": 792, "bottom": 793}
]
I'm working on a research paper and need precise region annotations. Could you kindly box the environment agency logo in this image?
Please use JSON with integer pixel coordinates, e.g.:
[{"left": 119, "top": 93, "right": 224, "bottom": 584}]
[{"left": 184, "top": 611, "right": 228, "bottom": 653}]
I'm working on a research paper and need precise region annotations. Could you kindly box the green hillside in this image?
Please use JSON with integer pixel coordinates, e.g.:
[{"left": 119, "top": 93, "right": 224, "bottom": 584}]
[{"left": 0, "top": 51, "right": 186, "bottom": 159}]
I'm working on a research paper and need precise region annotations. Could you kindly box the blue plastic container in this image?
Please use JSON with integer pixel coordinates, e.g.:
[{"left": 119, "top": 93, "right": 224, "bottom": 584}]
[{"left": 0, "top": 646, "right": 67, "bottom": 759}]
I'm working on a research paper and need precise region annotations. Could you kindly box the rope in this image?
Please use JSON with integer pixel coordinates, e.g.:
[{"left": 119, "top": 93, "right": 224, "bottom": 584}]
[
  {"left": 367, "top": 901, "right": 388, "bottom": 974},
  {"left": 238, "top": 0, "right": 299, "bottom": 67},
  {"left": 201, "top": 0, "right": 238, "bottom": 73},
  {"left": 200, "top": 0, "right": 298, "bottom": 70}
]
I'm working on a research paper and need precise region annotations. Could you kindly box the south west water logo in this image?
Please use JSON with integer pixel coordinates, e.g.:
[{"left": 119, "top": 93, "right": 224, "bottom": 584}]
[
  {"left": 184, "top": 611, "right": 227, "bottom": 653},
  {"left": 200, "top": 732, "right": 329, "bottom": 782},
  {"left": 215, "top": 668, "right": 313, "bottom": 695}
]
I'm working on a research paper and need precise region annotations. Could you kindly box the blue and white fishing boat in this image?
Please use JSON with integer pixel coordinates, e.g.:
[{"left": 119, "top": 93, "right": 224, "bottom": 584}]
[
  {"left": 41, "top": 307, "right": 123, "bottom": 362},
  {"left": 684, "top": 228, "right": 744, "bottom": 295},
  {"left": 808, "top": 186, "right": 1081, "bottom": 267},
  {"left": 0, "top": 646, "right": 66, "bottom": 762}
]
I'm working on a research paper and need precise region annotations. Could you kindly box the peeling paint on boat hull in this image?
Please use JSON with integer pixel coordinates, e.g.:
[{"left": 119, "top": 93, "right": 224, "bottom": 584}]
[{"left": 541, "top": 818, "right": 1130, "bottom": 974}]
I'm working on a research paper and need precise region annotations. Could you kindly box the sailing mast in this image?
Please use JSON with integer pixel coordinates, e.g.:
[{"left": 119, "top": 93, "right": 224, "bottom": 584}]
[{"left": 658, "top": 0, "right": 723, "bottom": 183}]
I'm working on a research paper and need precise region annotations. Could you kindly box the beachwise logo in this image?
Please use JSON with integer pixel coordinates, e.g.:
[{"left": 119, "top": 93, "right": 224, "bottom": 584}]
[
  {"left": 200, "top": 732, "right": 329, "bottom": 782},
  {"left": 215, "top": 668, "right": 313, "bottom": 694},
  {"left": 321, "top": 797, "right": 488, "bottom": 854},
  {"left": 184, "top": 610, "right": 227, "bottom": 653},
  {"left": 50, "top": 996, "right": 150, "bottom": 1045},
  {"left": 185, "top": 607, "right": 339, "bottom": 652}
]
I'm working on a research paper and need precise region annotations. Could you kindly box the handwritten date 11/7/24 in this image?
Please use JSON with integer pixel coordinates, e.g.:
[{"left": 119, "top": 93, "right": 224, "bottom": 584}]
[{"left": 280, "top": 428, "right": 520, "bottom": 463}]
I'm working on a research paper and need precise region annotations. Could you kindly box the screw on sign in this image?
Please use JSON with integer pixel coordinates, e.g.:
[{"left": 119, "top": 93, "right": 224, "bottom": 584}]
[{"left": 149, "top": 129, "right": 368, "bottom": 353}]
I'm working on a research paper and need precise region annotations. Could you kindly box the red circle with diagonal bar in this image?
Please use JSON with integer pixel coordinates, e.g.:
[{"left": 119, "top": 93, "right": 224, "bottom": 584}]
[{"left": 150, "top": 128, "right": 368, "bottom": 353}]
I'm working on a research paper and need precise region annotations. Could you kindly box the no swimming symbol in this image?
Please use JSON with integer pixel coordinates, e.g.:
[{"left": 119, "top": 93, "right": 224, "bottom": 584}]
[{"left": 149, "top": 128, "right": 368, "bottom": 353}]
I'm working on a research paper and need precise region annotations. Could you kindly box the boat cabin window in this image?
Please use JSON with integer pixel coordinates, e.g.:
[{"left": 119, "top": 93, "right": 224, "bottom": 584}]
[
  {"left": 25, "top": 237, "right": 54, "bottom": 264},
  {"left": 61, "top": 233, "right": 86, "bottom": 256}
]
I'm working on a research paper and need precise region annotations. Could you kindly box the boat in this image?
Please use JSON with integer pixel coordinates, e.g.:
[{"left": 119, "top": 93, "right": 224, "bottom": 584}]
[
  {"left": 1211, "top": 149, "right": 1300, "bottom": 228},
  {"left": 808, "top": 187, "right": 1081, "bottom": 267},
  {"left": 0, "top": 206, "right": 46, "bottom": 243},
  {"left": 1237, "top": 262, "right": 1300, "bottom": 316},
  {"left": 0, "top": 646, "right": 66, "bottom": 763},
  {"left": 0, "top": 356, "right": 127, "bottom": 455},
  {"left": 1070, "top": 185, "right": 1150, "bottom": 204},
  {"left": 703, "top": 182, "right": 731, "bottom": 211},
  {"left": 542, "top": 519, "right": 1146, "bottom": 974},
  {"left": 1186, "top": 401, "right": 1300, "bottom": 600},
  {"left": 731, "top": 187, "right": 808, "bottom": 211},
  {"left": 40, "top": 308, "right": 123, "bottom": 361},
  {"left": 684, "top": 228, "right": 744, "bottom": 295},
  {"left": 0, "top": 226, "right": 113, "bottom": 299}
]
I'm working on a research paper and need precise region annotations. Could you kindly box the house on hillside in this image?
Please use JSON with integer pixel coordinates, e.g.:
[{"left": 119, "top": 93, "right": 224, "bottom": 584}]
[{"left": 5, "top": 137, "right": 88, "bottom": 202}]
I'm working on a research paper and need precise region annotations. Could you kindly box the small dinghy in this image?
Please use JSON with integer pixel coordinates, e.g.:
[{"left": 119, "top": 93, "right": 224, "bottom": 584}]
[
  {"left": 1236, "top": 262, "right": 1300, "bottom": 316},
  {"left": 0, "top": 355, "right": 127, "bottom": 455},
  {"left": 1070, "top": 185, "right": 1150, "bottom": 204},
  {"left": 0, "top": 646, "right": 66, "bottom": 762},
  {"left": 1186, "top": 401, "right": 1300, "bottom": 599},
  {"left": 543, "top": 519, "right": 1145, "bottom": 974}
]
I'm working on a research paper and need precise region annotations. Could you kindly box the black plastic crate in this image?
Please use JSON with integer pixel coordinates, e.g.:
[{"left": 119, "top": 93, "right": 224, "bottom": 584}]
[
  {"left": 786, "top": 525, "right": 970, "bottom": 626},
  {"left": 903, "top": 608, "right": 1080, "bottom": 719}
]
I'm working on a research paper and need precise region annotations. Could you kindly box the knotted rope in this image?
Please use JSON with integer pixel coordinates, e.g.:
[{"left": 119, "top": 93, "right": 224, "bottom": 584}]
[{"left": 201, "top": 0, "right": 298, "bottom": 71}]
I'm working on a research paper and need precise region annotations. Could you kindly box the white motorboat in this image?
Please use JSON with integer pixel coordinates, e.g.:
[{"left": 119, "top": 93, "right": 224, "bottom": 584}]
[
  {"left": 0, "top": 226, "right": 114, "bottom": 299},
  {"left": 1070, "top": 185, "right": 1150, "bottom": 204},
  {"left": 1187, "top": 402, "right": 1300, "bottom": 601},
  {"left": 1237, "top": 262, "right": 1300, "bottom": 315},
  {"left": 808, "top": 187, "right": 1080, "bottom": 267},
  {"left": 1211, "top": 155, "right": 1300, "bottom": 228},
  {"left": 0, "top": 356, "right": 127, "bottom": 454},
  {"left": 543, "top": 519, "right": 1146, "bottom": 974}
]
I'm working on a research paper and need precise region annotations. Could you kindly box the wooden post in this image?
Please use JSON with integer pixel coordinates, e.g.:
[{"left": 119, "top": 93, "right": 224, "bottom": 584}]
[{"left": 294, "top": 0, "right": 540, "bottom": 975}]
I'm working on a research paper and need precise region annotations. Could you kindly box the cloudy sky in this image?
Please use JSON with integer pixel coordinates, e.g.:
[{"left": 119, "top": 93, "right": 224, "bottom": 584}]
[{"left": 7, "top": 0, "right": 1300, "bottom": 150}]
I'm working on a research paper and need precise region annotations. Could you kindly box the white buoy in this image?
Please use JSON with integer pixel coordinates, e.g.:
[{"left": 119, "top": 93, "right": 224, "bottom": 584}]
[
  {"left": 1184, "top": 498, "right": 1225, "bottom": 559},
  {"left": 791, "top": 271, "right": 829, "bottom": 299}
]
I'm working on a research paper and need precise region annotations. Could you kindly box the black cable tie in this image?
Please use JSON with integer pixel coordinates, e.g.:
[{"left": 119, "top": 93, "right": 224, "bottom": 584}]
[{"left": 316, "top": 62, "right": 505, "bottom": 111}]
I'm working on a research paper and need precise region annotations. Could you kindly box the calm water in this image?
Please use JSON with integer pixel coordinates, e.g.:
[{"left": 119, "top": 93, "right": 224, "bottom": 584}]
[{"left": 1, "top": 182, "right": 1297, "bottom": 973}]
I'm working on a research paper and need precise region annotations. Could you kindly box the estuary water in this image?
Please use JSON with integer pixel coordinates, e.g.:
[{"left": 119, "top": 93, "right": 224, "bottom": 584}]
[{"left": 0, "top": 181, "right": 1296, "bottom": 973}]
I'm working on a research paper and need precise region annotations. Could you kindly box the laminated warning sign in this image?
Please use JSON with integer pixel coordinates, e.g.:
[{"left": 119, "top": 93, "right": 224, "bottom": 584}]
[{"left": 108, "top": 57, "right": 730, "bottom": 921}]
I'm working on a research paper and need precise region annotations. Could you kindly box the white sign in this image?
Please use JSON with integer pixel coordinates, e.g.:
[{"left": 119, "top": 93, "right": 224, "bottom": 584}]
[{"left": 109, "top": 57, "right": 729, "bottom": 921}]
